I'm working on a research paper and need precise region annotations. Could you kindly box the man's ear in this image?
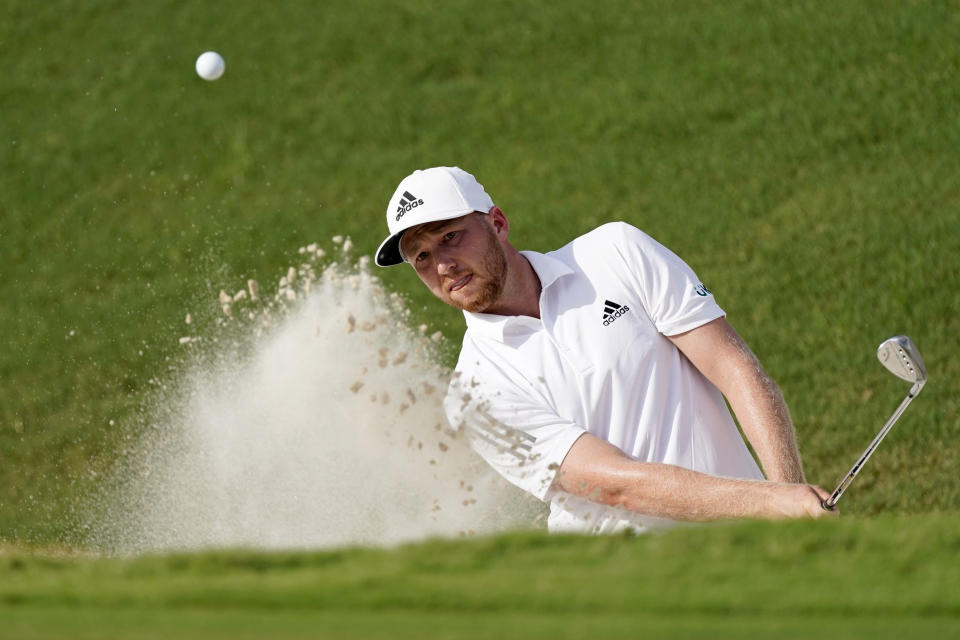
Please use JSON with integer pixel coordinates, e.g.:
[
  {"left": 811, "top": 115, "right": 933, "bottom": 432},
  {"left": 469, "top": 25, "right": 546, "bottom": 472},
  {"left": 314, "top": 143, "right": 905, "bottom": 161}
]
[{"left": 488, "top": 206, "right": 509, "bottom": 236}]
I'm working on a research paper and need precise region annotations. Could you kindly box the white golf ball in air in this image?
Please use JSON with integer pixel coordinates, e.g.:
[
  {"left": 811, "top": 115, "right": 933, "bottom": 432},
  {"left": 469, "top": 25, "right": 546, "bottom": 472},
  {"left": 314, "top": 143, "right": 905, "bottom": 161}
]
[{"left": 195, "top": 51, "right": 226, "bottom": 81}]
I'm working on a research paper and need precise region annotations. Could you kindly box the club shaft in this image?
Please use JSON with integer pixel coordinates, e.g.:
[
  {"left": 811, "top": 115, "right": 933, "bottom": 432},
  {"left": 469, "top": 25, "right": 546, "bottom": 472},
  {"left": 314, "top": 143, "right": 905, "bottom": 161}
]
[{"left": 823, "top": 384, "right": 921, "bottom": 509}]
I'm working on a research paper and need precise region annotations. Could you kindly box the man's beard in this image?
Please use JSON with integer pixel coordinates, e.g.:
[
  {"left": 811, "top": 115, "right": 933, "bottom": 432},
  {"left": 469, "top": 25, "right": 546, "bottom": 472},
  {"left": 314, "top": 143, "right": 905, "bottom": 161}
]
[{"left": 458, "top": 225, "right": 508, "bottom": 313}]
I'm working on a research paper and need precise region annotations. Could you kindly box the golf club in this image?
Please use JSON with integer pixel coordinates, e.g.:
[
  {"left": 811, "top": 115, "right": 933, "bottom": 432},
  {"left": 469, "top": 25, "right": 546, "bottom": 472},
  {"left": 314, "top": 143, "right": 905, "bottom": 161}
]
[{"left": 822, "top": 335, "right": 927, "bottom": 510}]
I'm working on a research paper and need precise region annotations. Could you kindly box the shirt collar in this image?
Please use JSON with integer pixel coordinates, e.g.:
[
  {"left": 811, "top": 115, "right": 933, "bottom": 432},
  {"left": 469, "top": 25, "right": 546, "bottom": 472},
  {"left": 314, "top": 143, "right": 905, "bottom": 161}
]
[{"left": 462, "top": 250, "right": 574, "bottom": 342}]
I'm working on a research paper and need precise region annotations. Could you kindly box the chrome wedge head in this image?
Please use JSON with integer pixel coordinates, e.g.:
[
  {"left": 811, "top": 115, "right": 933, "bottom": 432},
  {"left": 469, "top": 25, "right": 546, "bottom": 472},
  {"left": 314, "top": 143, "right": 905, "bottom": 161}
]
[{"left": 877, "top": 335, "right": 927, "bottom": 385}]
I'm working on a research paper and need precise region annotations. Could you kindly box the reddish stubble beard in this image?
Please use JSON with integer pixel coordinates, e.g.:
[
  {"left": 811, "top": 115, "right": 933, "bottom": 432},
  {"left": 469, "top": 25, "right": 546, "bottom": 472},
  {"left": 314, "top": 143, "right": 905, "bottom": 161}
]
[{"left": 448, "top": 223, "right": 508, "bottom": 313}]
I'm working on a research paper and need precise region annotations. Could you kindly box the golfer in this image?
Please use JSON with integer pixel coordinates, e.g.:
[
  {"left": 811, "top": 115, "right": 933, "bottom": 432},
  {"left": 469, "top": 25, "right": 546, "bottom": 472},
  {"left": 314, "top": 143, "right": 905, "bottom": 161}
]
[{"left": 376, "top": 166, "right": 835, "bottom": 534}]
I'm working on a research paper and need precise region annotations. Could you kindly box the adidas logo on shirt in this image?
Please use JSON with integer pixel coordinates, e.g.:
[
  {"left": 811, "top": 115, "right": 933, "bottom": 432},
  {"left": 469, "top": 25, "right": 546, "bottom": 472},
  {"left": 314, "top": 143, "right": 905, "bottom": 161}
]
[
  {"left": 602, "top": 299, "right": 630, "bottom": 326},
  {"left": 395, "top": 191, "right": 424, "bottom": 221}
]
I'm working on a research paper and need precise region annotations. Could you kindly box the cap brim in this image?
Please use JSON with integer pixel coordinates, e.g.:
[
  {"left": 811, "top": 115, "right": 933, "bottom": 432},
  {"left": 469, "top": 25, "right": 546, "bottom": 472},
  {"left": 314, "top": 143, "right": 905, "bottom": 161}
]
[{"left": 375, "top": 231, "right": 405, "bottom": 267}]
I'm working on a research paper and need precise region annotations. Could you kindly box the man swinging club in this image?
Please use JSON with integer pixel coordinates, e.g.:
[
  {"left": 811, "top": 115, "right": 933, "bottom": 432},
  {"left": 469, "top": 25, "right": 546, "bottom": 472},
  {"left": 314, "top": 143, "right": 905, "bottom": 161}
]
[{"left": 376, "top": 166, "right": 835, "bottom": 534}]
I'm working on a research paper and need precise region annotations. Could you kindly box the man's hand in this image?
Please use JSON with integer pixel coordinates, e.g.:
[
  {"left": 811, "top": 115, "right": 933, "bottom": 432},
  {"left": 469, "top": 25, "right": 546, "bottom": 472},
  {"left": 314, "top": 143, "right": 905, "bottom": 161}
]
[{"left": 764, "top": 482, "right": 838, "bottom": 519}]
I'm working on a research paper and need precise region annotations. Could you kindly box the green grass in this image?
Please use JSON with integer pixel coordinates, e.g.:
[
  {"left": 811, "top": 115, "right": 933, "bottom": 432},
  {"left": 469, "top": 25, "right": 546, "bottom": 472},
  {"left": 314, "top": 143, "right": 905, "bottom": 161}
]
[
  {"left": 1, "top": 1, "right": 959, "bottom": 634},
  {"left": 5, "top": 609, "right": 954, "bottom": 640},
  {"left": 2, "top": 516, "right": 959, "bottom": 639}
]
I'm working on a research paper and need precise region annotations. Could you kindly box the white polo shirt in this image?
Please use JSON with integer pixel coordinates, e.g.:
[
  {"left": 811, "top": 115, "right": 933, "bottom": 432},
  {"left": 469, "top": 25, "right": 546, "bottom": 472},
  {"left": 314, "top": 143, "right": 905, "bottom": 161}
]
[{"left": 444, "top": 222, "right": 763, "bottom": 534}]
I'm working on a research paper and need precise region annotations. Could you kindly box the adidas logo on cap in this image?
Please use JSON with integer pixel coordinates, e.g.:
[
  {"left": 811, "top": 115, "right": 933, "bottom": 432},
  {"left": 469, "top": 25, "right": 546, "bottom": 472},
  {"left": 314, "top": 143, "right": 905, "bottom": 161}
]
[
  {"left": 602, "top": 299, "right": 630, "bottom": 326},
  {"left": 395, "top": 190, "right": 424, "bottom": 221}
]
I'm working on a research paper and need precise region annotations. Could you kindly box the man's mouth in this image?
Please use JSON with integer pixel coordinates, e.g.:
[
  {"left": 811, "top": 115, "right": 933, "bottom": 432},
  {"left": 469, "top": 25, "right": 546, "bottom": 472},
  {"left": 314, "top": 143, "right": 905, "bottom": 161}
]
[{"left": 449, "top": 274, "right": 473, "bottom": 292}]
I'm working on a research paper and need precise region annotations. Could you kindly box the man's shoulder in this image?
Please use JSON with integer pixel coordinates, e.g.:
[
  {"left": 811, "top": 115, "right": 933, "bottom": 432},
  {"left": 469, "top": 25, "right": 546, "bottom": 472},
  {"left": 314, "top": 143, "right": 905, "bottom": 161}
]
[
  {"left": 537, "top": 222, "right": 653, "bottom": 279},
  {"left": 451, "top": 326, "right": 493, "bottom": 373},
  {"left": 445, "top": 328, "right": 531, "bottom": 414},
  {"left": 549, "top": 221, "right": 648, "bottom": 257}
]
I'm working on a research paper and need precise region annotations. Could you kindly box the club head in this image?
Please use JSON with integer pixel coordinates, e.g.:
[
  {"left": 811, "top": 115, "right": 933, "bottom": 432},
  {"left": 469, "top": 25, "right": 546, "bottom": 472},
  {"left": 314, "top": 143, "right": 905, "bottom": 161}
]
[{"left": 877, "top": 335, "right": 927, "bottom": 385}]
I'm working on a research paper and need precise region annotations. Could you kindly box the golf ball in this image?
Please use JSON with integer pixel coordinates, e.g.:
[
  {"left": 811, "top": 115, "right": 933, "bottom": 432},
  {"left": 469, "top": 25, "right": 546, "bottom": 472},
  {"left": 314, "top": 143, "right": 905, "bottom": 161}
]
[{"left": 195, "top": 51, "right": 225, "bottom": 81}]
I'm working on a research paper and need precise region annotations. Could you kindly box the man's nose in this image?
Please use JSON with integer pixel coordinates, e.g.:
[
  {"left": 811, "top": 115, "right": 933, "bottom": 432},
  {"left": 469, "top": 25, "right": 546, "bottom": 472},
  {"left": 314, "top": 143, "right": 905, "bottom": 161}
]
[{"left": 436, "top": 249, "right": 458, "bottom": 275}]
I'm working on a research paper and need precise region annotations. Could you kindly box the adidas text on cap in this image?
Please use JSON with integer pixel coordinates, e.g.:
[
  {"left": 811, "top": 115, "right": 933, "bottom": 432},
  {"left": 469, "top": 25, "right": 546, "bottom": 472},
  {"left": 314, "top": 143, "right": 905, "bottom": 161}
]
[{"left": 375, "top": 166, "right": 495, "bottom": 267}]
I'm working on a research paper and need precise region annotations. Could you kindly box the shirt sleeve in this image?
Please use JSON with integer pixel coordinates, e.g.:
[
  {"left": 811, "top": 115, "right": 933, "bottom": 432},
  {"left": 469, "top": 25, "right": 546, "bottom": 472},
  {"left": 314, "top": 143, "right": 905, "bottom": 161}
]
[
  {"left": 611, "top": 222, "right": 725, "bottom": 336},
  {"left": 444, "top": 355, "right": 586, "bottom": 502}
]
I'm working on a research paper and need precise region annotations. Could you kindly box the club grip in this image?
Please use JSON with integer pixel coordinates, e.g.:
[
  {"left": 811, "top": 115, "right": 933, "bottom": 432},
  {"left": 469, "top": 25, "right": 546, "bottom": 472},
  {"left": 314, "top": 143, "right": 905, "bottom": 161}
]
[{"left": 821, "top": 499, "right": 837, "bottom": 512}]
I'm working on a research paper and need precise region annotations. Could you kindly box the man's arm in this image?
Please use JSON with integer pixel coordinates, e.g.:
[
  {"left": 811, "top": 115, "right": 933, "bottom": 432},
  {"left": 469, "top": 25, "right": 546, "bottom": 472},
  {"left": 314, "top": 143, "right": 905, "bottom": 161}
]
[
  {"left": 669, "top": 317, "right": 806, "bottom": 483},
  {"left": 556, "top": 433, "right": 831, "bottom": 521}
]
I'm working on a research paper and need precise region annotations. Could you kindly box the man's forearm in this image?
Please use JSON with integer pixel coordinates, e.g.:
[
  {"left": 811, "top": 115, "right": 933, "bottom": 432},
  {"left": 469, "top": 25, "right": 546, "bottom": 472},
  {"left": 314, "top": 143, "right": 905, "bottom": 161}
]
[
  {"left": 619, "top": 463, "right": 816, "bottom": 521},
  {"left": 704, "top": 325, "right": 806, "bottom": 483},
  {"left": 727, "top": 365, "right": 806, "bottom": 484},
  {"left": 557, "top": 434, "right": 828, "bottom": 522},
  {"left": 668, "top": 319, "right": 807, "bottom": 484}
]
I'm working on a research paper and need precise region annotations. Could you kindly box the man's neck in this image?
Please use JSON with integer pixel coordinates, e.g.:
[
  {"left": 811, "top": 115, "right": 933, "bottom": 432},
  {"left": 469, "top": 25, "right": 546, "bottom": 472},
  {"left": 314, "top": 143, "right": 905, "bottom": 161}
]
[{"left": 483, "top": 252, "right": 542, "bottom": 319}]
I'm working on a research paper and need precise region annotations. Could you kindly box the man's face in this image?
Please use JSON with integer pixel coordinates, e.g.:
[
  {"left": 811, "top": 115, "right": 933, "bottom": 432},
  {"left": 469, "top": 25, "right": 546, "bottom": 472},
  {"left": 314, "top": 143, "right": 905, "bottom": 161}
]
[{"left": 399, "top": 213, "right": 508, "bottom": 313}]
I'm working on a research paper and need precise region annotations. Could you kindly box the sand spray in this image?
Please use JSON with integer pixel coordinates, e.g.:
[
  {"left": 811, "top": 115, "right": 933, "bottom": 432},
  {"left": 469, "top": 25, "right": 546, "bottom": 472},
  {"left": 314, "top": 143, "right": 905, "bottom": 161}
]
[{"left": 90, "top": 240, "right": 541, "bottom": 552}]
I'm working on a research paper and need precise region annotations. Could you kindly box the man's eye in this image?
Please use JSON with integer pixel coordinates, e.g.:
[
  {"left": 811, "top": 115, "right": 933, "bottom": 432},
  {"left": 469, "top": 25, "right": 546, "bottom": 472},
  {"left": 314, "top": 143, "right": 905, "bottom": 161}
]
[
  {"left": 443, "top": 231, "right": 457, "bottom": 241},
  {"left": 415, "top": 252, "right": 429, "bottom": 263}
]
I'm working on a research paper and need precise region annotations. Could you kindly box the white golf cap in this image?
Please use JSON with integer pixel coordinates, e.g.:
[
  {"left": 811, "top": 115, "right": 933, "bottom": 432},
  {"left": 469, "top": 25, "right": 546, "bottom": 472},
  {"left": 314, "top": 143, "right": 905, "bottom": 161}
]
[{"left": 375, "top": 166, "right": 495, "bottom": 267}]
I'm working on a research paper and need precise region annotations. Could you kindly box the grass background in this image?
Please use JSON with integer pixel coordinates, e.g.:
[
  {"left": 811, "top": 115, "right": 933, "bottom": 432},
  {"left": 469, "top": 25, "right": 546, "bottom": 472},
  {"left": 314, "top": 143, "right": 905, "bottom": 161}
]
[{"left": 1, "top": 0, "right": 958, "bottom": 636}]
